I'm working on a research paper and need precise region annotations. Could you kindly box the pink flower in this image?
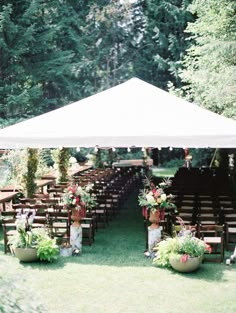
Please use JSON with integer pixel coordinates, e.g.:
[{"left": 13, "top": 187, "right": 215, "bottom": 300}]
[
  {"left": 205, "top": 244, "right": 212, "bottom": 254},
  {"left": 180, "top": 254, "right": 189, "bottom": 263},
  {"left": 75, "top": 197, "right": 80, "bottom": 204}
]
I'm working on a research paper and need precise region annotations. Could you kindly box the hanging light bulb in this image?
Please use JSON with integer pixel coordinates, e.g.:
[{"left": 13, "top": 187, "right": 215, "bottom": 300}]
[
  {"left": 112, "top": 147, "right": 116, "bottom": 152},
  {"left": 127, "top": 147, "right": 131, "bottom": 152},
  {"left": 158, "top": 147, "right": 162, "bottom": 151},
  {"left": 141, "top": 147, "right": 145, "bottom": 152},
  {"left": 94, "top": 146, "right": 98, "bottom": 153},
  {"left": 76, "top": 147, "right": 80, "bottom": 152},
  {"left": 169, "top": 147, "right": 173, "bottom": 151}
]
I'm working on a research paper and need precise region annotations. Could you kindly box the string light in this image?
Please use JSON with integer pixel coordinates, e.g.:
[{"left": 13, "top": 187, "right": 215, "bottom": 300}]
[
  {"left": 169, "top": 147, "right": 173, "bottom": 151},
  {"left": 112, "top": 147, "right": 116, "bottom": 152},
  {"left": 127, "top": 147, "right": 131, "bottom": 152}
]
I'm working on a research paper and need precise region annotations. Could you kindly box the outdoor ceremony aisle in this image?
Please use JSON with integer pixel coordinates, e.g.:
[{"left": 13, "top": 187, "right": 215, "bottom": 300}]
[{"left": 81, "top": 189, "right": 148, "bottom": 267}]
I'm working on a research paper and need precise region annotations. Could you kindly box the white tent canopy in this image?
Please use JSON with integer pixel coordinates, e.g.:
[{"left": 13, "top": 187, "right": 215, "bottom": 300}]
[{"left": 1, "top": 77, "right": 236, "bottom": 149}]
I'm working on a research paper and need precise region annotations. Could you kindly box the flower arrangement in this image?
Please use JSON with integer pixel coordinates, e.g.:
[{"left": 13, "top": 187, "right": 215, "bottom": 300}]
[
  {"left": 62, "top": 184, "right": 97, "bottom": 213},
  {"left": 138, "top": 176, "right": 176, "bottom": 218},
  {"left": 153, "top": 218, "right": 211, "bottom": 269}
]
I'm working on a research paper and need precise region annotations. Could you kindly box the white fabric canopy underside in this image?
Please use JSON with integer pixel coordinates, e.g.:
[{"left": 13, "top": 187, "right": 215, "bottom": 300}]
[{"left": 0, "top": 78, "right": 236, "bottom": 148}]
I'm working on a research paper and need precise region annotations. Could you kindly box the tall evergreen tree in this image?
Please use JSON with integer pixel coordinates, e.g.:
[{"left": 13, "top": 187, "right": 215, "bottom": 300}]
[
  {"left": 0, "top": 1, "right": 84, "bottom": 123},
  {"left": 132, "top": 0, "right": 194, "bottom": 89},
  {"left": 0, "top": 2, "right": 39, "bottom": 120},
  {"left": 75, "top": 0, "right": 145, "bottom": 95},
  {"left": 178, "top": 0, "right": 236, "bottom": 119},
  {"left": 0, "top": 0, "right": 195, "bottom": 127}
]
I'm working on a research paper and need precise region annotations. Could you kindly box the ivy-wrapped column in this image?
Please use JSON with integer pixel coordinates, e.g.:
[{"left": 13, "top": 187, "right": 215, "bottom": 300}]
[
  {"left": 23, "top": 148, "right": 39, "bottom": 198},
  {"left": 58, "top": 148, "right": 70, "bottom": 183}
]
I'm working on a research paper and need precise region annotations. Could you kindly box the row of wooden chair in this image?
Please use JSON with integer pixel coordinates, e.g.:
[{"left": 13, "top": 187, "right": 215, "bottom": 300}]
[
  {"left": 1, "top": 167, "right": 142, "bottom": 254},
  {"left": 1, "top": 205, "right": 96, "bottom": 254}
]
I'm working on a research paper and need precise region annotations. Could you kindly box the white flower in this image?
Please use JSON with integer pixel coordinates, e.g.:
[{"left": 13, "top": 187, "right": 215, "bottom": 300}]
[
  {"left": 161, "top": 194, "right": 167, "bottom": 201},
  {"left": 85, "top": 184, "right": 93, "bottom": 192},
  {"left": 146, "top": 193, "right": 155, "bottom": 203},
  {"left": 77, "top": 186, "right": 83, "bottom": 194}
]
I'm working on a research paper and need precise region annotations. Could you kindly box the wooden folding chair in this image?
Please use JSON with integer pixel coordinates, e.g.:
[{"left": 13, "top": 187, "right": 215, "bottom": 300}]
[
  {"left": 81, "top": 217, "right": 95, "bottom": 246},
  {"left": 225, "top": 223, "right": 236, "bottom": 251},
  {"left": 198, "top": 224, "right": 225, "bottom": 263},
  {"left": 48, "top": 209, "right": 70, "bottom": 239},
  {"left": 1, "top": 211, "right": 17, "bottom": 254}
]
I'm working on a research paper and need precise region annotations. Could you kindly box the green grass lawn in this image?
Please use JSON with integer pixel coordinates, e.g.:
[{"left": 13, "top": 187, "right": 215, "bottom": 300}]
[
  {"left": 1, "top": 191, "right": 236, "bottom": 313},
  {"left": 151, "top": 167, "right": 178, "bottom": 178}
]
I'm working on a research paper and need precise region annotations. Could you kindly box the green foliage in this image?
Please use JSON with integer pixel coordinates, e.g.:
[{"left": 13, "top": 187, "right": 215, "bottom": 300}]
[
  {"left": 133, "top": 0, "right": 194, "bottom": 89},
  {"left": 58, "top": 148, "right": 70, "bottom": 183},
  {"left": 51, "top": 148, "right": 70, "bottom": 183},
  {"left": 0, "top": 0, "right": 196, "bottom": 126},
  {"left": 1, "top": 149, "right": 27, "bottom": 187},
  {"left": 161, "top": 158, "right": 184, "bottom": 168},
  {"left": 36, "top": 238, "right": 59, "bottom": 262},
  {"left": 177, "top": 0, "right": 236, "bottom": 119},
  {"left": 116, "top": 148, "right": 144, "bottom": 160},
  {"left": 38, "top": 149, "right": 54, "bottom": 168},
  {"left": 9, "top": 214, "right": 59, "bottom": 263},
  {"left": 23, "top": 148, "right": 38, "bottom": 197},
  {"left": 190, "top": 148, "right": 214, "bottom": 167},
  {"left": 153, "top": 235, "right": 207, "bottom": 268}
]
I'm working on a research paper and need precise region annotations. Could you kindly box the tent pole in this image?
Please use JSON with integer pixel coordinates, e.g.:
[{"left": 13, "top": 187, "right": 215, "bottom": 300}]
[{"left": 210, "top": 148, "right": 218, "bottom": 168}]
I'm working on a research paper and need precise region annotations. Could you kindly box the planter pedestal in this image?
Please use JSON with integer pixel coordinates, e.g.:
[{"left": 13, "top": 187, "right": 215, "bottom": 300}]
[
  {"left": 148, "top": 210, "right": 162, "bottom": 252},
  {"left": 148, "top": 226, "right": 162, "bottom": 252},
  {"left": 70, "top": 224, "right": 82, "bottom": 251},
  {"left": 70, "top": 208, "right": 83, "bottom": 252}
]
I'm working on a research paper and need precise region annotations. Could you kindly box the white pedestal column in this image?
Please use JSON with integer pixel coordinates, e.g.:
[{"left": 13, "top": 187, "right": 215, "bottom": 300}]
[
  {"left": 148, "top": 226, "right": 162, "bottom": 252},
  {"left": 70, "top": 224, "right": 82, "bottom": 251}
]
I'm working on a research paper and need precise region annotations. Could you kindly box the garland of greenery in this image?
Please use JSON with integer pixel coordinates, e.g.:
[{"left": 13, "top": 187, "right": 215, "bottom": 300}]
[
  {"left": 23, "top": 148, "right": 38, "bottom": 198},
  {"left": 58, "top": 148, "right": 70, "bottom": 183}
]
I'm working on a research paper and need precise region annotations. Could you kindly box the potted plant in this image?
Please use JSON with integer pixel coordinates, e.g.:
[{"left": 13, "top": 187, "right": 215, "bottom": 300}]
[
  {"left": 153, "top": 220, "right": 212, "bottom": 272},
  {"left": 9, "top": 211, "right": 59, "bottom": 262}
]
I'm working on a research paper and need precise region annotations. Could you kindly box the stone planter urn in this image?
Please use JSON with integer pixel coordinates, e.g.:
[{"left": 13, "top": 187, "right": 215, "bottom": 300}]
[
  {"left": 14, "top": 247, "right": 39, "bottom": 262},
  {"left": 169, "top": 255, "right": 203, "bottom": 273}
]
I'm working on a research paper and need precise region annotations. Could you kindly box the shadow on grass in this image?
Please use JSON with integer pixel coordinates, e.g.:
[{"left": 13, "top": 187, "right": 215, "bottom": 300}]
[{"left": 166, "top": 263, "right": 230, "bottom": 282}]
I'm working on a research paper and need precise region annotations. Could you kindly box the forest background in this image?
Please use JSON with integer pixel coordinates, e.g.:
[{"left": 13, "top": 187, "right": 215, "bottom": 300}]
[{"left": 0, "top": 0, "right": 235, "bottom": 168}]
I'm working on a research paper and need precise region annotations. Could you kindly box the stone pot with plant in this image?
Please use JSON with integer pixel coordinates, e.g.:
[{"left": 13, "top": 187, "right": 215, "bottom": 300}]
[
  {"left": 152, "top": 218, "right": 212, "bottom": 273},
  {"left": 9, "top": 211, "right": 59, "bottom": 263}
]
